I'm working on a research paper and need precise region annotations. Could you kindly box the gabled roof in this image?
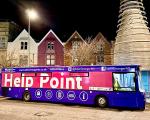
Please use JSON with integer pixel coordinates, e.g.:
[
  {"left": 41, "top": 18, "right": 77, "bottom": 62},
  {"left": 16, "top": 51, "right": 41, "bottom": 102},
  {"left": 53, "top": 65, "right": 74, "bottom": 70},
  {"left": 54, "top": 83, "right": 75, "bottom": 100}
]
[
  {"left": 38, "top": 29, "right": 63, "bottom": 46},
  {"left": 65, "top": 31, "right": 85, "bottom": 45},
  {"left": 93, "top": 32, "right": 110, "bottom": 44},
  {"left": 10, "top": 29, "right": 36, "bottom": 43}
]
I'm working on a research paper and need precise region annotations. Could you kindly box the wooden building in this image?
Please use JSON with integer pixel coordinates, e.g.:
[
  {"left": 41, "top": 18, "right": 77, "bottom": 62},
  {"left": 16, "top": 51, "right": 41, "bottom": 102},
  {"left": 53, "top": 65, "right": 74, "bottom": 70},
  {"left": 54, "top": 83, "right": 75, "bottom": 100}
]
[{"left": 38, "top": 29, "right": 64, "bottom": 66}]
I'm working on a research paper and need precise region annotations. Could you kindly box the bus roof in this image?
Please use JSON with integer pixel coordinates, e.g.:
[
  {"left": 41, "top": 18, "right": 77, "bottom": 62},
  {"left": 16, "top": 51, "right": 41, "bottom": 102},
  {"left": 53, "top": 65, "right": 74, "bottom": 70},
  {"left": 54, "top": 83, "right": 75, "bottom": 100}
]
[{"left": 1, "top": 65, "right": 140, "bottom": 73}]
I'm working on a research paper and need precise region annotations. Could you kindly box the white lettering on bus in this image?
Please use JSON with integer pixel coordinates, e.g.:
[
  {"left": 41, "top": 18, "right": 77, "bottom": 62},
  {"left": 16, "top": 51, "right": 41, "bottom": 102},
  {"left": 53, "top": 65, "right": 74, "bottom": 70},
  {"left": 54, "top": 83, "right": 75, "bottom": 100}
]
[
  {"left": 66, "top": 78, "right": 75, "bottom": 89},
  {"left": 76, "top": 77, "right": 83, "bottom": 89},
  {"left": 60, "top": 72, "right": 64, "bottom": 89},
  {"left": 14, "top": 77, "right": 21, "bottom": 87},
  {"left": 4, "top": 74, "right": 33, "bottom": 88},
  {"left": 4, "top": 74, "right": 13, "bottom": 87},
  {"left": 4, "top": 73, "right": 83, "bottom": 89},
  {"left": 40, "top": 73, "right": 49, "bottom": 88},
  {"left": 60, "top": 78, "right": 64, "bottom": 89},
  {"left": 50, "top": 77, "right": 59, "bottom": 88},
  {"left": 21, "top": 74, "right": 25, "bottom": 87},
  {"left": 39, "top": 73, "right": 83, "bottom": 89},
  {"left": 26, "top": 77, "right": 33, "bottom": 87}
]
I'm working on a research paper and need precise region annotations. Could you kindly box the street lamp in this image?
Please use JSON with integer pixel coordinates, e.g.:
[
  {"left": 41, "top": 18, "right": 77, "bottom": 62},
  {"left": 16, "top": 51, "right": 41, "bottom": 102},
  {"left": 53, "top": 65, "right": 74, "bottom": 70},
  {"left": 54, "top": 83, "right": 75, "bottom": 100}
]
[
  {"left": 26, "top": 9, "right": 38, "bottom": 66},
  {"left": 26, "top": 9, "right": 38, "bottom": 35}
]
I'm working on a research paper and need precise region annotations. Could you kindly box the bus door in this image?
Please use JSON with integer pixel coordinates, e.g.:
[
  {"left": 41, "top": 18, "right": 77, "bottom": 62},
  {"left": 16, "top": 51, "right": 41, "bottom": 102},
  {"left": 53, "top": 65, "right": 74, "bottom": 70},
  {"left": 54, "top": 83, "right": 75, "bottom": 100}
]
[{"left": 112, "top": 72, "right": 137, "bottom": 107}]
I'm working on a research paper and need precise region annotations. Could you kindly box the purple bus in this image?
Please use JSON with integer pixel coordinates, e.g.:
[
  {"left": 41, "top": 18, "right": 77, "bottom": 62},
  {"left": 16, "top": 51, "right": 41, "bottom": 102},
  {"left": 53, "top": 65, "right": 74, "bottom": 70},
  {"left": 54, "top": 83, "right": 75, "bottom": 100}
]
[{"left": 0, "top": 65, "right": 145, "bottom": 109}]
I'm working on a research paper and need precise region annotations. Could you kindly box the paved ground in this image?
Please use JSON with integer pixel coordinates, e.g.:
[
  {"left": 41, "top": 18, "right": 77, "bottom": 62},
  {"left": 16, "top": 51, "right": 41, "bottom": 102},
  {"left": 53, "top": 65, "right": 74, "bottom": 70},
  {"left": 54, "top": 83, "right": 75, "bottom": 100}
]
[{"left": 0, "top": 97, "right": 150, "bottom": 120}]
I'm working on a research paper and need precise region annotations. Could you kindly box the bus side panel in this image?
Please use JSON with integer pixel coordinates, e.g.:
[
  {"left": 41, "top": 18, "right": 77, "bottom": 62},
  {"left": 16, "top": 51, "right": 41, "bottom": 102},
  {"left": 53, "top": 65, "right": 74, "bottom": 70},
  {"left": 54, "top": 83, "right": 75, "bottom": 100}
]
[
  {"left": 29, "top": 88, "right": 96, "bottom": 104},
  {"left": 29, "top": 88, "right": 145, "bottom": 109},
  {"left": 2, "top": 87, "right": 109, "bottom": 105},
  {"left": 3, "top": 87, "right": 144, "bottom": 109},
  {"left": 136, "top": 92, "right": 146, "bottom": 109},
  {"left": 2, "top": 87, "right": 25, "bottom": 99},
  {"left": 109, "top": 91, "right": 145, "bottom": 109}
]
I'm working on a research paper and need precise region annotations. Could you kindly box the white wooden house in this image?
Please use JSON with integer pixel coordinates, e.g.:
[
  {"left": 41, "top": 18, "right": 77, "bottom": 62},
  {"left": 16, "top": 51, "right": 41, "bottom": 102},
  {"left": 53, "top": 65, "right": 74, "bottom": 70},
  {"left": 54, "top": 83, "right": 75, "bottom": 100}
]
[{"left": 7, "top": 29, "right": 38, "bottom": 66}]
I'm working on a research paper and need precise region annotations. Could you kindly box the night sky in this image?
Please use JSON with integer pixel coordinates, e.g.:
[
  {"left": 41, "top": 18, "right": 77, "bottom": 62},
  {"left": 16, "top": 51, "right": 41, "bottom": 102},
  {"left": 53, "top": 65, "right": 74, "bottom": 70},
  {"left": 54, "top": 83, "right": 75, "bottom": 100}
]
[{"left": 0, "top": 0, "right": 150, "bottom": 42}]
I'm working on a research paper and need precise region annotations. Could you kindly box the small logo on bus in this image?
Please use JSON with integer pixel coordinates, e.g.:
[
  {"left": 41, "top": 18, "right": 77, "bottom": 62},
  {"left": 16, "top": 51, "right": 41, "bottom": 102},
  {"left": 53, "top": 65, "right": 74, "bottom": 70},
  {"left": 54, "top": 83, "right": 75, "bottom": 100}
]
[
  {"left": 67, "top": 91, "right": 76, "bottom": 100},
  {"left": 101, "top": 67, "right": 106, "bottom": 71},
  {"left": 35, "top": 89, "right": 42, "bottom": 98},
  {"left": 45, "top": 90, "right": 53, "bottom": 99},
  {"left": 79, "top": 91, "right": 88, "bottom": 101},
  {"left": 56, "top": 90, "right": 64, "bottom": 100}
]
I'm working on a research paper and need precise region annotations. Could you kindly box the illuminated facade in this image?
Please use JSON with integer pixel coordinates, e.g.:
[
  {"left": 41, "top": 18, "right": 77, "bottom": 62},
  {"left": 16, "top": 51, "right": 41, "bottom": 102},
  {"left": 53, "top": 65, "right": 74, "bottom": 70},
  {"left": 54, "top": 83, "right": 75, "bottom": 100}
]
[{"left": 114, "top": 0, "right": 150, "bottom": 70}]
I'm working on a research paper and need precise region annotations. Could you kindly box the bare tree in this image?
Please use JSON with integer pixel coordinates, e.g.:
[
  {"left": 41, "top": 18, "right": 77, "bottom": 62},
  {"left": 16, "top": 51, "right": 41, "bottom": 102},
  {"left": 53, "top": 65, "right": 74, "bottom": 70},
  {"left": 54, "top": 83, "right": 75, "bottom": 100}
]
[
  {"left": 0, "top": 50, "right": 18, "bottom": 68},
  {"left": 66, "top": 37, "right": 103, "bottom": 65}
]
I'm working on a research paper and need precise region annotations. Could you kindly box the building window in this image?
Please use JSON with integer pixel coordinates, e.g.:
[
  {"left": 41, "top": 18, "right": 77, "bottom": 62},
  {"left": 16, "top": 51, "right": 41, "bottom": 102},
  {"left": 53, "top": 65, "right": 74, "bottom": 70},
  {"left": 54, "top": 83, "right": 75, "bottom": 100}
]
[
  {"left": 97, "top": 44, "right": 104, "bottom": 51},
  {"left": 96, "top": 43, "right": 104, "bottom": 64},
  {"left": 97, "top": 55, "right": 104, "bottom": 63},
  {"left": 46, "top": 54, "right": 55, "bottom": 65},
  {"left": 0, "top": 37, "right": 6, "bottom": 48},
  {"left": 1, "top": 37, "right": 5, "bottom": 41},
  {"left": 72, "top": 57, "right": 78, "bottom": 65},
  {"left": 72, "top": 41, "right": 80, "bottom": 50},
  {"left": 21, "top": 42, "right": 28, "bottom": 50},
  {"left": 100, "top": 45, "right": 104, "bottom": 51},
  {"left": 47, "top": 42, "right": 54, "bottom": 50}
]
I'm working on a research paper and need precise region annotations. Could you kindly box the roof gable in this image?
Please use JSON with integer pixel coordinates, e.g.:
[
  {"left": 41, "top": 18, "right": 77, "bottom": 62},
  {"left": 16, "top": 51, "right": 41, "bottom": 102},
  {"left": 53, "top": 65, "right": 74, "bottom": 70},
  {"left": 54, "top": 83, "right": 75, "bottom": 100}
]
[
  {"left": 38, "top": 29, "right": 63, "bottom": 46},
  {"left": 12, "top": 29, "right": 36, "bottom": 43},
  {"left": 65, "top": 31, "right": 85, "bottom": 45},
  {"left": 93, "top": 32, "right": 110, "bottom": 45}
]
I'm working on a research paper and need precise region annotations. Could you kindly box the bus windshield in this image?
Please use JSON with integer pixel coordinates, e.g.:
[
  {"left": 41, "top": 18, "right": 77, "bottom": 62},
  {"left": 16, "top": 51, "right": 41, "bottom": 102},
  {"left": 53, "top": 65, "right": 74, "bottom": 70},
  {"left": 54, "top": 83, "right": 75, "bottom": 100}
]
[{"left": 113, "top": 73, "right": 136, "bottom": 91}]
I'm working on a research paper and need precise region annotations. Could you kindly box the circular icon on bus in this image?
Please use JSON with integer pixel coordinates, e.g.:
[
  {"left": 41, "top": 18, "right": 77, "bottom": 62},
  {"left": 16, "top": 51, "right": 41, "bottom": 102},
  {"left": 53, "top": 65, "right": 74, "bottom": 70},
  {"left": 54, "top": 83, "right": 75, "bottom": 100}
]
[
  {"left": 56, "top": 90, "right": 64, "bottom": 100},
  {"left": 35, "top": 89, "right": 42, "bottom": 98},
  {"left": 67, "top": 91, "right": 76, "bottom": 100},
  {"left": 45, "top": 90, "right": 53, "bottom": 99},
  {"left": 68, "top": 67, "right": 72, "bottom": 71},
  {"left": 79, "top": 91, "right": 88, "bottom": 101}
]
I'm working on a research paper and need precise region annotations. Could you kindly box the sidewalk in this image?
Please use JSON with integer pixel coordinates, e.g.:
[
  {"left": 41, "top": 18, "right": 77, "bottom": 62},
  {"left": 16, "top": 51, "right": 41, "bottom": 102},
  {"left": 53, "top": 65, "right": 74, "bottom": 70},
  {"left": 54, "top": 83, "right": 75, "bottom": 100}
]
[{"left": 0, "top": 96, "right": 9, "bottom": 100}]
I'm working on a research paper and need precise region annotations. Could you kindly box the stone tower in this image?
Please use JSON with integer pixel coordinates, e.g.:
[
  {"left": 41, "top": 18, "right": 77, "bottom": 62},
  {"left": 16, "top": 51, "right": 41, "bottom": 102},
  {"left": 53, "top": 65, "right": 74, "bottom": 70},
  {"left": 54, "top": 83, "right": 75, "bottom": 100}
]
[{"left": 114, "top": 0, "right": 150, "bottom": 70}]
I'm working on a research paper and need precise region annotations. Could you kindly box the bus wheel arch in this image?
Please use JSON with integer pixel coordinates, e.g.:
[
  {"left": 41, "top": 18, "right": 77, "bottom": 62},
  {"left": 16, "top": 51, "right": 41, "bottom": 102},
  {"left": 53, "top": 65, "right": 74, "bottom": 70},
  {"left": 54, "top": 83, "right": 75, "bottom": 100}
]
[
  {"left": 23, "top": 91, "right": 31, "bottom": 102},
  {"left": 95, "top": 95, "right": 108, "bottom": 108}
]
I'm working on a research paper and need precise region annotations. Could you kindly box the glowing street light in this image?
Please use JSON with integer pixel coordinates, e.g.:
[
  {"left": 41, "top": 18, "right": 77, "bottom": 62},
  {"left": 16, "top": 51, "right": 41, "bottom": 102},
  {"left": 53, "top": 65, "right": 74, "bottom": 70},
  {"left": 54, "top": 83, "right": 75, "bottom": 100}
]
[
  {"left": 25, "top": 9, "right": 39, "bottom": 66},
  {"left": 26, "top": 9, "right": 39, "bottom": 35}
]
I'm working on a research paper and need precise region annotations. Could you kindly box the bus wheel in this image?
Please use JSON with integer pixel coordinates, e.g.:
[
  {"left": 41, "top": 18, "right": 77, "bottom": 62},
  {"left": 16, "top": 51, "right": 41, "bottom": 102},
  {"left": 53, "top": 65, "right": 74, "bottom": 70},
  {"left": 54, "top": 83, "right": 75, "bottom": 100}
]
[
  {"left": 23, "top": 91, "right": 31, "bottom": 102},
  {"left": 96, "top": 96, "right": 107, "bottom": 108}
]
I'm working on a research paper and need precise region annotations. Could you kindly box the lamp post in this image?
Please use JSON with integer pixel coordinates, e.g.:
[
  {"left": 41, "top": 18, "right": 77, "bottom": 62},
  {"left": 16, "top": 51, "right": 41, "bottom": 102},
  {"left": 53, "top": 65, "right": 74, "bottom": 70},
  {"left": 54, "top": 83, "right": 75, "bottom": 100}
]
[{"left": 26, "top": 9, "right": 38, "bottom": 66}]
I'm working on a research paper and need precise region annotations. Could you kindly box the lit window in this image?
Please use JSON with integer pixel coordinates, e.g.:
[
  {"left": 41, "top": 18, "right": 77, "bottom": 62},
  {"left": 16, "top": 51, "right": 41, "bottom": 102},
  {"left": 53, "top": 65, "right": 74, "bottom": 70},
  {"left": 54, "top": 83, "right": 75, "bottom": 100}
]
[
  {"left": 72, "top": 41, "right": 80, "bottom": 50},
  {"left": 46, "top": 54, "right": 55, "bottom": 65}
]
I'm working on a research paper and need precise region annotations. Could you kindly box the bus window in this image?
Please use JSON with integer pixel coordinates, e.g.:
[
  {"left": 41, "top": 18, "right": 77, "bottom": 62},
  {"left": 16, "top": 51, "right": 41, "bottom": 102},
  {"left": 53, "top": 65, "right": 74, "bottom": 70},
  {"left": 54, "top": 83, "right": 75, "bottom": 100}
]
[
  {"left": 21, "top": 73, "right": 36, "bottom": 77},
  {"left": 36, "top": 73, "right": 52, "bottom": 77},
  {"left": 70, "top": 72, "right": 89, "bottom": 77},
  {"left": 138, "top": 72, "right": 145, "bottom": 92},
  {"left": 113, "top": 73, "right": 135, "bottom": 91}
]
